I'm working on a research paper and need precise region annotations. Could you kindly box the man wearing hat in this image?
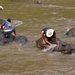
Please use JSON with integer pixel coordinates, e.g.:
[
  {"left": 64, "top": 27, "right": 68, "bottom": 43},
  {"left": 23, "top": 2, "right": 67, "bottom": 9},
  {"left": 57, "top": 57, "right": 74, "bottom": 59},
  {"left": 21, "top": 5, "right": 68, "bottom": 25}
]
[{"left": 41, "top": 27, "right": 59, "bottom": 47}]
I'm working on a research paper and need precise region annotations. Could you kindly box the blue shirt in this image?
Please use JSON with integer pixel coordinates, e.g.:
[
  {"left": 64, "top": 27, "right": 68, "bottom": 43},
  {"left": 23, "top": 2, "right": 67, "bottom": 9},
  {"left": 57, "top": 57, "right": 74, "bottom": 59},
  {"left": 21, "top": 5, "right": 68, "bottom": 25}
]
[
  {"left": 42, "top": 27, "right": 51, "bottom": 37},
  {"left": 2, "top": 21, "right": 12, "bottom": 31}
]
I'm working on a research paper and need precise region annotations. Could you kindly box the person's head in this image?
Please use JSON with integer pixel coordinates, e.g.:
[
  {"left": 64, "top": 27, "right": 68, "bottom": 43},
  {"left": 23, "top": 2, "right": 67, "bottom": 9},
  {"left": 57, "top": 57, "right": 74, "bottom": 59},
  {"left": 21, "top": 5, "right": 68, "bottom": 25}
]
[
  {"left": 7, "top": 18, "right": 11, "bottom": 22},
  {"left": 46, "top": 29, "right": 54, "bottom": 37}
]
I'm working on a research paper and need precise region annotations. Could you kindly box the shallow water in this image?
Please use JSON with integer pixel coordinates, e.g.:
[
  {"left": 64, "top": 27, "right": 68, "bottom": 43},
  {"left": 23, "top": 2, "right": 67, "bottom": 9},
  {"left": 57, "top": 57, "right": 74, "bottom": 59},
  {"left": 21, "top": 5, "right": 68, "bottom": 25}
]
[{"left": 0, "top": 0, "right": 75, "bottom": 75}]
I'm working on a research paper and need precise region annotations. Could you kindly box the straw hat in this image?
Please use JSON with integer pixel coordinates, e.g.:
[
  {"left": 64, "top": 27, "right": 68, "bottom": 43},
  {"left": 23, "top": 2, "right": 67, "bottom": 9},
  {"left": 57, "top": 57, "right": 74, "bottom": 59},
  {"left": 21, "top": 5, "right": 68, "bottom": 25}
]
[
  {"left": 0, "top": 6, "right": 3, "bottom": 10},
  {"left": 46, "top": 29, "right": 54, "bottom": 37}
]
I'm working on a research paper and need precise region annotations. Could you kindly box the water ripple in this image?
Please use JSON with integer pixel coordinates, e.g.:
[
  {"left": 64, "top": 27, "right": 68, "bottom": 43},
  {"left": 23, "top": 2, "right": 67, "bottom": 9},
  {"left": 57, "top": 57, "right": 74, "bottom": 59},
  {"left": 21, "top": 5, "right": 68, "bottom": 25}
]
[{"left": 11, "top": 20, "right": 23, "bottom": 27}]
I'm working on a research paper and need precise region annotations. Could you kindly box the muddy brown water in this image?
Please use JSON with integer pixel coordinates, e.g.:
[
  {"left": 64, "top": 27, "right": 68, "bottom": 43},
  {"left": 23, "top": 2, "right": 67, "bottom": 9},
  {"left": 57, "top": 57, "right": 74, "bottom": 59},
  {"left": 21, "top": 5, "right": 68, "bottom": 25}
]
[{"left": 0, "top": 0, "right": 75, "bottom": 75}]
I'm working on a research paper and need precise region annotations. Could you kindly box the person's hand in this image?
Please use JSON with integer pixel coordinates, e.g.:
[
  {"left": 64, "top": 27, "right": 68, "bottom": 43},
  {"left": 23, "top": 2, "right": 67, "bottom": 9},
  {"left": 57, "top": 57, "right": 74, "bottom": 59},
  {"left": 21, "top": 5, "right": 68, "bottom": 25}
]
[
  {"left": 50, "top": 43, "right": 54, "bottom": 46},
  {"left": 14, "top": 35, "right": 16, "bottom": 38}
]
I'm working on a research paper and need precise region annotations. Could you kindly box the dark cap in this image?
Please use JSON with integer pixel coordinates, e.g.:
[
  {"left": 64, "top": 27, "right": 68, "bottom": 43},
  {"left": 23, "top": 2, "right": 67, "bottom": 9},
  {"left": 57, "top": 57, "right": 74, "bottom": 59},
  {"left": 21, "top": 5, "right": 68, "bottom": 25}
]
[{"left": 7, "top": 18, "right": 11, "bottom": 22}]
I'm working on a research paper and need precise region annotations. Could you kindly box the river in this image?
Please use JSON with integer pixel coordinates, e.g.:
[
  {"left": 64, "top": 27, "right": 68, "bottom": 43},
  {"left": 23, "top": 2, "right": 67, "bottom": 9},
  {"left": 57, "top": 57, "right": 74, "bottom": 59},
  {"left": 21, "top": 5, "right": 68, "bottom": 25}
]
[{"left": 0, "top": 0, "right": 75, "bottom": 75}]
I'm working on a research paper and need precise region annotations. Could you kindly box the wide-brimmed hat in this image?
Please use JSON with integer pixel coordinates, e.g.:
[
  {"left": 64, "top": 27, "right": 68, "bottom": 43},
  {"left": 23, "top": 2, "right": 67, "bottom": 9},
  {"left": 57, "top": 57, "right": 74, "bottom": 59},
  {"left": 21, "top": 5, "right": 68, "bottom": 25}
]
[
  {"left": 0, "top": 6, "right": 3, "bottom": 10},
  {"left": 46, "top": 29, "right": 54, "bottom": 37}
]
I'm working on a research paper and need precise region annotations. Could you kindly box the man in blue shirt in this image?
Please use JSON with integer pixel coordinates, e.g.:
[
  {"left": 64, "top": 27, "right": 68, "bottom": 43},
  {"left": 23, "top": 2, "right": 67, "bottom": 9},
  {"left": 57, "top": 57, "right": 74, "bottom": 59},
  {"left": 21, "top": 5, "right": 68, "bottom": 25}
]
[
  {"left": 41, "top": 27, "right": 59, "bottom": 46},
  {"left": 1, "top": 19, "right": 16, "bottom": 38}
]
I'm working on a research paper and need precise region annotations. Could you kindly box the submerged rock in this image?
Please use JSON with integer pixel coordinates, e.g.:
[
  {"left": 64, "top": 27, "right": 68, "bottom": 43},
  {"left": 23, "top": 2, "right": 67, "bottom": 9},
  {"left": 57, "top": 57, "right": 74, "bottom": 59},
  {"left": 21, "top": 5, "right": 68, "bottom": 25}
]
[{"left": 36, "top": 37, "right": 75, "bottom": 54}]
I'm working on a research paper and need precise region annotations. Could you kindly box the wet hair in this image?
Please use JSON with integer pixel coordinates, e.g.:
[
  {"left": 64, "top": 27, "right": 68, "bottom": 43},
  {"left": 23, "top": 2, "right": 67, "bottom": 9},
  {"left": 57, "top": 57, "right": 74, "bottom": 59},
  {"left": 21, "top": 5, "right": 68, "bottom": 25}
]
[{"left": 7, "top": 18, "right": 11, "bottom": 22}]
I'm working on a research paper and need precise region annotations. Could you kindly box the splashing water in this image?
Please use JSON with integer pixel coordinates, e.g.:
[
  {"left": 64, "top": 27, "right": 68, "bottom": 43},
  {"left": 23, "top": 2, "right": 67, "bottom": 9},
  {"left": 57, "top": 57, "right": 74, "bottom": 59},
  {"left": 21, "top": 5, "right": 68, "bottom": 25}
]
[
  {"left": 11, "top": 20, "right": 23, "bottom": 27},
  {"left": 42, "top": 44, "right": 57, "bottom": 52}
]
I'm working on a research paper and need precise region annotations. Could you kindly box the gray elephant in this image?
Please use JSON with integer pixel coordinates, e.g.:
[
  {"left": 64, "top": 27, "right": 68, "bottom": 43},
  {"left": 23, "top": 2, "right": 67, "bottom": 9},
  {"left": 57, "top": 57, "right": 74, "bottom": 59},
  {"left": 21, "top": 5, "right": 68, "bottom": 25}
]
[
  {"left": 36, "top": 37, "right": 75, "bottom": 54},
  {"left": 0, "top": 30, "right": 28, "bottom": 46},
  {"left": 66, "top": 28, "right": 75, "bottom": 37}
]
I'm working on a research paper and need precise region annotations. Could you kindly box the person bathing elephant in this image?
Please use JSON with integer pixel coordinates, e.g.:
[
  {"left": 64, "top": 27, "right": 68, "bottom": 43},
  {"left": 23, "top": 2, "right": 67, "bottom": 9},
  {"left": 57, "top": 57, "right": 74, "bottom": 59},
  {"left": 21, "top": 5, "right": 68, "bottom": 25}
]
[
  {"left": 0, "top": 18, "right": 28, "bottom": 46},
  {"left": 0, "top": 18, "right": 16, "bottom": 38},
  {"left": 36, "top": 27, "right": 75, "bottom": 54},
  {"left": 40, "top": 27, "right": 59, "bottom": 51}
]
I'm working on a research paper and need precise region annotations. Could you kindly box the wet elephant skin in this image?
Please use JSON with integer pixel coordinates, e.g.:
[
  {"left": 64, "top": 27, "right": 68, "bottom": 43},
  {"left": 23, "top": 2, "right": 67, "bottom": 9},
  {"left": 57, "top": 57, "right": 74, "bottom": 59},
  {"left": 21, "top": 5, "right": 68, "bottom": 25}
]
[
  {"left": 36, "top": 37, "right": 75, "bottom": 54},
  {"left": 0, "top": 19, "right": 28, "bottom": 45},
  {"left": 66, "top": 28, "right": 75, "bottom": 37},
  {"left": 0, "top": 30, "right": 28, "bottom": 46}
]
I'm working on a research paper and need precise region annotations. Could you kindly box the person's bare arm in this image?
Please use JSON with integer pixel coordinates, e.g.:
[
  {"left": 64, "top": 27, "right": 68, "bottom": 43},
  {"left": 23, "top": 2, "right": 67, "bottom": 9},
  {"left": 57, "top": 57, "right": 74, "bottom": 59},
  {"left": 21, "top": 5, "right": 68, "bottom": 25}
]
[
  {"left": 41, "top": 31, "right": 45, "bottom": 41},
  {"left": 54, "top": 34, "right": 59, "bottom": 45},
  {"left": 44, "top": 38, "right": 53, "bottom": 46},
  {"left": 14, "top": 30, "right": 16, "bottom": 37}
]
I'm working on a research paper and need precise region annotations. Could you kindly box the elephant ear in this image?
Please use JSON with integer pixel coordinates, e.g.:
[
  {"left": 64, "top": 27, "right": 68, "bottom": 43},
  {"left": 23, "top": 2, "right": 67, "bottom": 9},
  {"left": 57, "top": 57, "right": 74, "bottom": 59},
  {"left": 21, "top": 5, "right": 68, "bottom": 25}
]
[{"left": 36, "top": 37, "right": 45, "bottom": 49}]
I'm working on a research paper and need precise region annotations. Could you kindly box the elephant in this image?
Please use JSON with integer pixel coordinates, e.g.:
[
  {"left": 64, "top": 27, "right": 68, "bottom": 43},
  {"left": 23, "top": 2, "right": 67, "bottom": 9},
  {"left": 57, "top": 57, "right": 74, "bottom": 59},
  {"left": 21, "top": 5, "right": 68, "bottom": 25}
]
[
  {"left": 36, "top": 37, "right": 75, "bottom": 54},
  {"left": 0, "top": 30, "right": 28, "bottom": 46},
  {"left": 66, "top": 28, "right": 75, "bottom": 37}
]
